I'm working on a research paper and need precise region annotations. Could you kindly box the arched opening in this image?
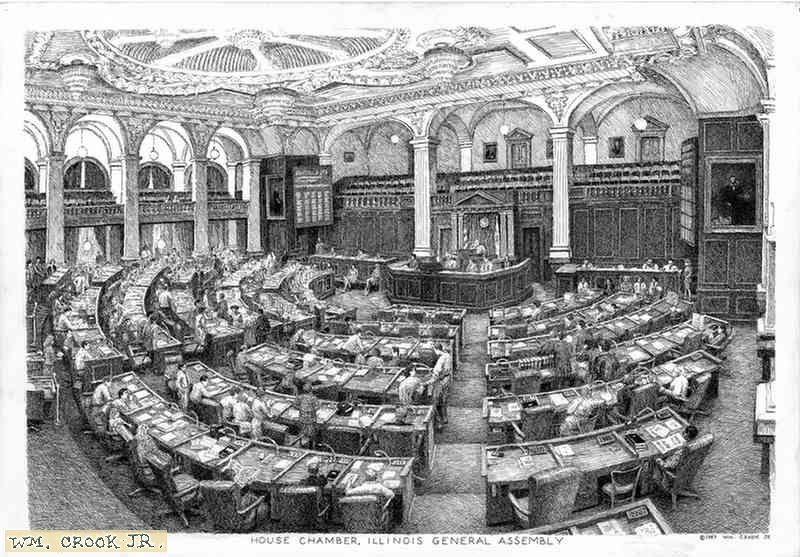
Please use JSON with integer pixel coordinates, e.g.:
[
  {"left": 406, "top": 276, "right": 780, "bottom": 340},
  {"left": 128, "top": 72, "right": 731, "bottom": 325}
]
[
  {"left": 138, "top": 162, "right": 173, "bottom": 190},
  {"left": 24, "top": 159, "right": 37, "bottom": 192},
  {"left": 184, "top": 162, "right": 231, "bottom": 197},
  {"left": 63, "top": 157, "right": 109, "bottom": 190}
]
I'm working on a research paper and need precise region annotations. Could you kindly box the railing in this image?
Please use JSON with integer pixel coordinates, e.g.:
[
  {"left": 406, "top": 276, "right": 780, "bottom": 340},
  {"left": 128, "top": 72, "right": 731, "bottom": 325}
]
[
  {"left": 26, "top": 205, "right": 46, "bottom": 229},
  {"left": 138, "top": 190, "right": 192, "bottom": 203},
  {"left": 337, "top": 194, "right": 414, "bottom": 210},
  {"left": 572, "top": 161, "right": 681, "bottom": 185},
  {"left": 139, "top": 200, "right": 195, "bottom": 222},
  {"left": 64, "top": 203, "right": 123, "bottom": 226},
  {"left": 209, "top": 198, "right": 248, "bottom": 218}
]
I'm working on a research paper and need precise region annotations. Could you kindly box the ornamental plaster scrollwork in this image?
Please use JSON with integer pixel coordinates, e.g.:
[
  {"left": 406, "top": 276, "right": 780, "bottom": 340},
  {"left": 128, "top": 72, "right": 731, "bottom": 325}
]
[
  {"left": 544, "top": 91, "right": 569, "bottom": 123},
  {"left": 185, "top": 122, "right": 219, "bottom": 157},
  {"left": 39, "top": 107, "right": 84, "bottom": 153},
  {"left": 118, "top": 114, "right": 156, "bottom": 154}
]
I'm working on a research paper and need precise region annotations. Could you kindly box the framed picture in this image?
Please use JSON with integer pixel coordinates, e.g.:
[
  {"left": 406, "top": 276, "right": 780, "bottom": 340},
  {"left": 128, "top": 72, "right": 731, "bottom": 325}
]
[
  {"left": 266, "top": 175, "right": 286, "bottom": 220},
  {"left": 609, "top": 136, "right": 625, "bottom": 159},
  {"left": 705, "top": 157, "right": 761, "bottom": 233},
  {"left": 483, "top": 142, "right": 498, "bottom": 163},
  {"left": 343, "top": 151, "right": 355, "bottom": 163}
]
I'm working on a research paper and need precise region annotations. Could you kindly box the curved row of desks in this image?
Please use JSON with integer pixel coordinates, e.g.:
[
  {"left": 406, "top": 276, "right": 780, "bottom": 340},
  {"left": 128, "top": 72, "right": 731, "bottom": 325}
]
[
  {"left": 90, "top": 370, "right": 416, "bottom": 526},
  {"left": 481, "top": 407, "right": 690, "bottom": 525},
  {"left": 483, "top": 349, "right": 722, "bottom": 439},
  {"left": 488, "top": 288, "right": 605, "bottom": 326}
]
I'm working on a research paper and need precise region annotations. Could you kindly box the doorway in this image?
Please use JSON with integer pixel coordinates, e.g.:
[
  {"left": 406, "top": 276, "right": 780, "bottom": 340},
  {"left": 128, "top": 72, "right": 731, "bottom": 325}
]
[{"left": 521, "top": 227, "right": 542, "bottom": 282}]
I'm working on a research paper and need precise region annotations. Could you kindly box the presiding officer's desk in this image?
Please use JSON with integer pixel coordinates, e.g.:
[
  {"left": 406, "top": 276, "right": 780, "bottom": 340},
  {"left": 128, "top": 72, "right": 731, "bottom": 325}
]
[
  {"left": 556, "top": 263, "right": 681, "bottom": 297},
  {"left": 481, "top": 407, "right": 689, "bottom": 525},
  {"left": 310, "top": 252, "right": 399, "bottom": 285},
  {"left": 386, "top": 258, "right": 533, "bottom": 311},
  {"left": 523, "top": 498, "right": 673, "bottom": 535}
]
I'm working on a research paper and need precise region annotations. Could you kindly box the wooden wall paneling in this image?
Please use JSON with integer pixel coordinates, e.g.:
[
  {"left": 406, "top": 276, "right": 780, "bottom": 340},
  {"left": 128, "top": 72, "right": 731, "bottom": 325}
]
[
  {"left": 702, "top": 239, "right": 729, "bottom": 285},
  {"left": 642, "top": 206, "right": 667, "bottom": 259},
  {"left": 700, "top": 294, "right": 730, "bottom": 315},
  {"left": 571, "top": 208, "right": 589, "bottom": 259},
  {"left": 593, "top": 207, "right": 616, "bottom": 258},
  {"left": 619, "top": 207, "right": 640, "bottom": 259},
  {"left": 733, "top": 238, "right": 762, "bottom": 286}
]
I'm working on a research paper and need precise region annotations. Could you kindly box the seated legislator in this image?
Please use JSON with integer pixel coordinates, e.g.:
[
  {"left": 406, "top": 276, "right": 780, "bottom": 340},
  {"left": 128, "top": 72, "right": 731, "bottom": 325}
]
[
  {"left": 366, "top": 348, "right": 384, "bottom": 370},
  {"left": 397, "top": 368, "right": 423, "bottom": 406},
  {"left": 654, "top": 424, "right": 699, "bottom": 481},
  {"left": 302, "top": 459, "right": 329, "bottom": 489},
  {"left": 441, "top": 253, "right": 458, "bottom": 270},
  {"left": 364, "top": 265, "right": 381, "bottom": 296},
  {"left": 559, "top": 390, "right": 605, "bottom": 436},
  {"left": 642, "top": 259, "right": 657, "bottom": 270},
  {"left": 108, "top": 387, "right": 136, "bottom": 440},
  {"left": 620, "top": 276, "right": 633, "bottom": 293},
  {"left": 391, "top": 405, "right": 416, "bottom": 426},
  {"left": 175, "top": 365, "right": 190, "bottom": 410},
  {"left": 345, "top": 468, "right": 394, "bottom": 500},
  {"left": 297, "top": 383, "right": 319, "bottom": 448},
  {"left": 343, "top": 265, "right": 359, "bottom": 291},
  {"left": 480, "top": 256, "right": 494, "bottom": 273},
  {"left": 217, "top": 292, "right": 231, "bottom": 323},
  {"left": 232, "top": 391, "right": 254, "bottom": 436},
  {"left": 465, "top": 258, "right": 479, "bottom": 273},
  {"left": 90, "top": 376, "right": 114, "bottom": 431},
  {"left": 250, "top": 388, "right": 269, "bottom": 440},
  {"left": 342, "top": 330, "right": 364, "bottom": 355},
  {"left": 660, "top": 369, "right": 690, "bottom": 403},
  {"left": 189, "top": 374, "right": 216, "bottom": 411},
  {"left": 407, "top": 254, "right": 420, "bottom": 270},
  {"left": 662, "top": 260, "right": 678, "bottom": 272},
  {"left": 219, "top": 387, "right": 241, "bottom": 422}
]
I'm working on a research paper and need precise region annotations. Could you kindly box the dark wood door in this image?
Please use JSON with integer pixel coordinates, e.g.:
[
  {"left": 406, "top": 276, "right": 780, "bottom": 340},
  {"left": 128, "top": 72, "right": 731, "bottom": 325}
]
[{"left": 521, "top": 227, "right": 541, "bottom": 282}]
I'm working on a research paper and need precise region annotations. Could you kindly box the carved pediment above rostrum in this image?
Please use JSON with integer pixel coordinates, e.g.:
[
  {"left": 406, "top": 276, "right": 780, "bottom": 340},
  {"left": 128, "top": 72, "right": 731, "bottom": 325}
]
[{"left": 453, "top": 190, "right": 512, "bottom": 208}]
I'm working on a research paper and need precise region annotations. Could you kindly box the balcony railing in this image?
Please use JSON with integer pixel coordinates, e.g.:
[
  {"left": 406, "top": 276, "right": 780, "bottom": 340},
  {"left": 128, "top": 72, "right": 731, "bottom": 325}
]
[
  {"left": 209, "top": 198, "right": 248, "bottom": 219},
  {"left": 572, "top": 161, "right": 681, "bottom": 185}
]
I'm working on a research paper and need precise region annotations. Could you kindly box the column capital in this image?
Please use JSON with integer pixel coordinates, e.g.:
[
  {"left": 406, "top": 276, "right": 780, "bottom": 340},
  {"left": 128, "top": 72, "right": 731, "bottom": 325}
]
[
  {"left": 582, "top": 135, "right": 598, "bottom": 144},
  {"left": 121, "top": 153, "right": 140, "bottom": 163},
  {"left": 243, "top": 158, "right": 262, "bottom": 167},
  {"left": 759, "top": 98, "right": 776, "bottom": 116},
  {"left": 45, "top": 152, "right": 67, "bottom": 162},
  {"left": 457, "top": 139, "right": 473, "bottom": 148},
  {"left": 549, "top": 127, "right": 574, "bottom": 140},
  {"left": 171, "top": 161, "right": 188, "bottom": 169},
  {"left": 191, "top": 157, "right": 210, "bottom": 164},
  {"left": 409, "top": 137, "right": 439, "bottom": 149}
]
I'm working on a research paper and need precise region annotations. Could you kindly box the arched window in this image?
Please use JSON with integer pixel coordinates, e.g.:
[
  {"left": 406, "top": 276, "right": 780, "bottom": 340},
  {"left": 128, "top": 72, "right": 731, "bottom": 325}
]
[
  {"left": 138, "top": 162, "right": 173, "bottom": 190},
  {"left": 64, "top": 158, "right": 109, "bottom": 189},
  {"left": 207, "top": 163, "right": 227, "bottom": 194},
  {"left": 24, "top": 159, "right": 36, "bottom": 191},
  {"left": 184, "top": 163, "right": 231, "bottom": 196}
]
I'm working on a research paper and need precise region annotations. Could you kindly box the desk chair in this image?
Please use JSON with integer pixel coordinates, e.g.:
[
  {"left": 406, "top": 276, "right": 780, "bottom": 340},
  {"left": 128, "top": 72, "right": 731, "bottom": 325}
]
[
  {"left": 127, "top": 438, "right": 162, "bottom": 497},
  {"left": 600, "top": 463, "right": 643, "bottom": 507},
  {"left": 198, "top": 480, "right": 266, "bottom": 532},
  {"left": 146, "top": 451, "right": 201, "bottom": 527},
  {"left": 272, "top": 486, "right": 329, "bottom": 531},
  {"left": 507, "top": 466, "right": 581, "bottom": 529},
  {"left": 372, "top": 426, "right": 427, "bottom": 480},
  {"left": 655, "top": 433, "right": 714, "bottom": 510},
  {"left": 674, "top": 372, "right": 712, "bottom": 421},
  {"left": 628, "top": 383, "right": 660, "bottom": 419},
  {"left": 339, "top": 494, "right": 394, "bottom": 533},
  {"left": 512, "top": 405, "right": 556, "bottom": 442}
]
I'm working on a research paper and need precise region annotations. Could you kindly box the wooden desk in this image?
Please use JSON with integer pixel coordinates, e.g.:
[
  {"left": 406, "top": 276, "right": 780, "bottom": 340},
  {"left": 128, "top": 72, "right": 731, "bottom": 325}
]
[
  {"left": 556, "top": 264, "right": 681, "bottom": 297},
  {"left": 523, "top": 498, "right": 673, "bottom": 535},
  {"left": 375, "top": 305, "right": 466, "bottom": 329},
  {"left": 489, "top": 289, "right": 605, "bottom": 326},
  {"left": 102, "top": 371, "right": 416, "bottom": 527},
  {"left": 90, "top": 265, "right": 124, "bottom": 287},
  {"left": 386, "top": 259, "right": 533, "bottom": 311},
  {"left": 481, "top": 408, "right": 689, "bottom": 525},
  {"left": 310, "top": 253, "right": 399, "bottom": 286},
  {"left": 297, "top": 331, "right": 447, "bottom": 369}
]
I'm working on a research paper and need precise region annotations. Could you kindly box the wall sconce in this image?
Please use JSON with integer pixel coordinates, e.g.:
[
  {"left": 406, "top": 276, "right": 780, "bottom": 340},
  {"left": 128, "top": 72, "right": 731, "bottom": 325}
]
[{"left": 390, "top": 134, "right": 400, "bottom": 144}]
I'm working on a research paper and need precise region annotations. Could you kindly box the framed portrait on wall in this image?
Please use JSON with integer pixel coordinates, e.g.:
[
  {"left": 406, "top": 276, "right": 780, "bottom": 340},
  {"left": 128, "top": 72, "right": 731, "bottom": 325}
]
[
  {"left": 704, "top": 156, "right": 761, "bottom": 233},
  {"left": 266, "top": 175, "right": 286, "bottom": 220},
  {"left": 609, "top": 136, "right": 625, "bottom": 159},
  {"left": 483, "top": 142, "right": 498, "bottom": 163}
]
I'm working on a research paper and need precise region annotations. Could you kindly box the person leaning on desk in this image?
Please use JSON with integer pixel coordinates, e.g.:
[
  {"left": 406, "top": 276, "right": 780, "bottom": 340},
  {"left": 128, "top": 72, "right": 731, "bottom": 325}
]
[{"left": 345, "top": 468, "right": 394, "bottom": 500}]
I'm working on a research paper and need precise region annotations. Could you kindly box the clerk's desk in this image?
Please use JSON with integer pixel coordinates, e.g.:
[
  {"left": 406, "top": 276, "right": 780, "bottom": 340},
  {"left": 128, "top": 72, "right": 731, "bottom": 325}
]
[
  {"left": 375, "top": 304, "right": 466, "bottom": 331},
  {"left": 522, "top": 498, "right": 673, "bottom": 535},
  {"left": 96, "top": 371, "right": 415, "bottom": 526},
  {"left": 180, "top": 361, "right": 435, "bottom": 472},
  {"left": 331, "top": 320, "right": 462, "bottom": 361},
  {"left": 488, "top": 289, "right": 605, "bottom": 326},
  {"left": 240, "top": 343, "right": 442, "bottom": 406},
  {"left": 483, "top": 349, "right": 722, "bottom": 441},
  {"left": 481, "top": 407, "right": 689, "bottom": 525},
  {"left": 386, "top": 258, "right": 533, "bottom": 311}
]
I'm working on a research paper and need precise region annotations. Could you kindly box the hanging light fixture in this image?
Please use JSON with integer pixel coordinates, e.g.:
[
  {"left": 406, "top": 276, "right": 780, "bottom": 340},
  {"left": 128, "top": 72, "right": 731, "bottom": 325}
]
[
  {"left": 633, "top": 117, "right": 648, "bottom": 131},
  {"left": 210, "top": 143, "right": 221, "bottom": 160},
  {"left": 77, "top": 127, "right": 88, "bottom": 159},
  {"left": 148, "top": 134, "right": 159, "bottom": 161},
  {"left": 390, "top": 134, "right": 400, "bottom": 144}
]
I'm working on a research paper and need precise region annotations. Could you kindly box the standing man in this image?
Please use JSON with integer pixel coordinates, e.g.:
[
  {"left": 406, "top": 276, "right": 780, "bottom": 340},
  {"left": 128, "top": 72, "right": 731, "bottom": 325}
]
[
  {"left": 297, "top": 383, "right": 319, "bottom": 449},
  {"left": 425, "top": 344, "right": 452, "bottom": 428}
]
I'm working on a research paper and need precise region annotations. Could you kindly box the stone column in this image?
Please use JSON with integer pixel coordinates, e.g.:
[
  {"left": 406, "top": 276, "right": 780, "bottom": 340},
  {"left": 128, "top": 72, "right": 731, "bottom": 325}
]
[
  {"left": 172, "top": 162, "right": 187, "bottom": 192},
  {"left": 244, "top": 159, "right": 262, "bottom": 254},
  {"left": 318, "top": 152, "right": 332, "bottom": 166},
  {"left": 582, "top": 136, "right": 598, "bottom": 165},
  {"left": 36, "top": 159, "right": 48, "bottom": 194},
  {"left": 109, "top": 158, "right": 124, "bottom": 204},
  {"left": 409, "top": 137, "right": 438, "bottom": 258},
  {"left": 191, "top": 158, "right": 209, "bottom": 255},
  {"left": 458, "top": 140, "right": 473, "bottom": 172},
  {"left": 549, "top": 127, "right": 574, "bottom": 264},
  {"left": 226, "top": 162, "right": 238, "bottom": 247},
  {"left": 757, "top": 106, "right": 775, "bottom": 331},
  {"left": 45, "top": 153, "right": 66, "bottom": 264},
  {"left": 121, "top": 154, "right": 140, "bottom": 261}
]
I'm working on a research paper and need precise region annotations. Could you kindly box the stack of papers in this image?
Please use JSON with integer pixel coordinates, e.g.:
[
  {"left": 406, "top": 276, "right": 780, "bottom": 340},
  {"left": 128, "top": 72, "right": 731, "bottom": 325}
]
[
  {"left": 554, "top": 444, "right": 575, "bottom": 457},
  {"left": 634, "top": 522, "right": 662, "bottom": 536},
  {"left": 549, "top": 393, "right": 569, "bottom": 406},
  {"left": 597, "top": 519, "right": 626, "bottom": 535}
]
